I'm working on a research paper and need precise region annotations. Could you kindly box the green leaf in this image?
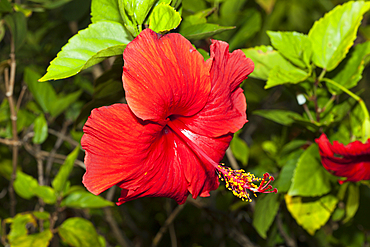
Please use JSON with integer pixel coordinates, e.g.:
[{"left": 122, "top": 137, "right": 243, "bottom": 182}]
[
  {"left": 24, "top": 67, "right": 82, "bottom": 117},
  {"left": 58, "top": 217, "right": 103, "bottom": 247},
  {"left": 13, "top": 171, "right": 39, "bottom": 199},
  {"left": 24, "top": 67, "right": 57, "bottom": 113},
  {"left": 253, "top": 109, "right": 303, "bottom": 126},
  {"left": 275, "top": 151, "right": 303, "bottom": 193},
  {"left": 253, "top": 193, "right": 280, "bottom": 239},
  {"left": 52, "top": 146, "right": 80, "bottom": 193},
  {"left": 3, "top": 12, "right": 27, "bottom": 50},
  {"left": 229, "top": 9, "right": 261, "bottom": 50},
  {"left": 149, "top": 3, "right": 181, "bottom": 33},
  {"left": 10, "top": 229, "right": 53, "bottom": 247},
  {"left": 34, "top": 186, "right": 57, "bottom": 204},
  {"left": 230, "top": 136, "right": 249, "bottom": 166},
  {"left": 32, "top": 211, "right": 50, "bottom": 220},
  {"left": 32, "top": 113, "right": 48, "bottom": 144},
  {"left": 0, "top": 0, "right": 12, "bottom": 13},
  {"left": 285, "top": 194, "right": 338, "bottom": 235},
  {"left": 123, "top": 0, "right": 157, "bottom": 25},
  {"left": 91, "top": 0, "right": 123, "bottom": 24},
  {"left": 48, "top": 90, "right": 82, "bottom": 117},
  {"left": 308, "top": 1, "right": 370, "bottom": 71},
  {"left": 288, "top": 144, "right": 331, "bottom": 197},
  {"left": 180, "top": 23, "right": 234, "bottom": 40},
  {"left": 328, "top": 41, "right": 370, "bottom": 94},
  {"left": 267, "top": 31, "right": 312, "bottom": 68},
  {"left": 242, "top": 46, "right": 299, "bottom": 80},
  {"left": 40, "top": 21, "right": 132, "bottom": 81},
  {"left": 343, "top": 183, "right": 359, "bottom": 223},
  {"left": 265, "top": 65, "right": 308, "bottom": 89},
  {"left": 0, "top": 20, "right": 5, "bottom": 42},
  {"left": 7, "top": 214, "right": 36, "bottom": 243},
  {"left": 61, "top": 191, "right": 114, "bottom": 208}
]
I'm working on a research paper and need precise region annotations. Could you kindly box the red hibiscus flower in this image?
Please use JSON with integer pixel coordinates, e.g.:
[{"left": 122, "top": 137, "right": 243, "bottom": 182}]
[
  {"left": 81, "top": 29, "right": 277, "bottom": 205},
  {"left": 316, "top": 133, "right": 370, "bottom": 184}
]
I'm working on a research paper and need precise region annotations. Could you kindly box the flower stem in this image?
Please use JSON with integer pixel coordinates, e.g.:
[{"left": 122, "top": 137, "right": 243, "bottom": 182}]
[{"left": 322, "top": 78, "right": 370, "bottom": 141}]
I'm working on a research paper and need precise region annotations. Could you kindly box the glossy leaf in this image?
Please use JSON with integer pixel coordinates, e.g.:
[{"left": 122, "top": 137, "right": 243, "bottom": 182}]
[
  {"left": 328, "top": 41, "right": 370, "bottom": 94},
  {"left": 285, "top": 194, "right": 338, "bottom": 235},
  {"left": 61, "top": 191, "right": 114, "bottom": 208},
  {"left": 58, "top": 217, "right": 103, "bottom": 247},
  {"left": 123, "top": 0, "right": 157, "bottom": 25},
  {"left": 52, "top": 146, "right": 80, "bottom": 193},
  {"left": 253, "top": 193, "right": 280, "bottom": 239},
  {"left": 3, "top": 12, "right": 27, "bottom": 50},
  {"left": 32, "top": 113, "right": 48, "bottom": 144},
  {"left": 242, "top": 46, "right": 298, "bottom": 80},
  {"left": 230, "top": 136, "right": 249, "bottom": 166},
  {"left": 180, "top": 23, "right": 234, "bottom": 40},
  {"left": 267, "top": 31, "right": 312, "bottom": 68},
  {"left": 149, "top": 3, "right": 181, "bottom": 33},
  {"left": 288, "top": 144, "right": 332, "bottom": 197},
  {"left": 40, "top": 21, "right": 132, "bottom": 81},
  {"left": 265, "top": 65, "right": 308, "bottom": 89},
  {"left": 308, "top": 1, "right": 370, "bottom": 71},
  {"left": 343, "top": 183, "right": 359, "bottom": 223},
  {"left": 253, "top": 109, "right": 303, "bottom": 126},
  {"left": 274, "top": 151, "right": 302, "bottom": 193},
  {"left": 91, "top": 0, "right": 123, "bottom": 24}
]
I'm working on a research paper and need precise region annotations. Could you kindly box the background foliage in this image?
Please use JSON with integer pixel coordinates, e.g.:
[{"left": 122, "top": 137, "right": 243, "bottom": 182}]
[{"left": 1, "top": 0, "right": 370, "bottom": 246}]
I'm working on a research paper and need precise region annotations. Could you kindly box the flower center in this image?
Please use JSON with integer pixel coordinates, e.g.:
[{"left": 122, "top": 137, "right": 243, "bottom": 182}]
[{"left": 166, "top": 119, "right": 277, "bottom": 202}]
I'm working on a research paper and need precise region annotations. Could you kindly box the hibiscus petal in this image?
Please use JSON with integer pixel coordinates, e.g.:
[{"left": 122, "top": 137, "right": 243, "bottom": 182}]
[
  {"left": 181, "top": 40, "right": 254, "bottom": 137},
  {"left": 82, "top": 104, "right": 165, "bottom": 195},
  {"left": 122, "top": 29, "right": 211, "bottom": 121},
  {"left": 316, "top": 133, "right": 370, "bottom": 182}
]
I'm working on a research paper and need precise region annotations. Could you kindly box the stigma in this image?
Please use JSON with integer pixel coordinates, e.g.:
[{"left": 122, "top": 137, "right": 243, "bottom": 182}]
[{"left": 216, "top": 165, "right": 277, "bottom": 201}]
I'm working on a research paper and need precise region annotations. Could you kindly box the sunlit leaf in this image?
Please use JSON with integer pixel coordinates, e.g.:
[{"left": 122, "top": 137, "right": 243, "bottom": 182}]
[
  {"left": 40, "top": 21, "right": 132, "bottom": 81},
  {"left": 265, "top": 65, "right": 308, "bottom": 89},
  {"left": 34, "top": 186, "right": 57, "bottom": 204},
  {"left": 7, "top": 214, "right": 36, "bottom": 243},
  {"left": 91, "top": 0, "right": 123, "bottom": 24},
  {"left": 328, "top": 41, "right": 370, "bottom": 94},
  {"left": 58, "top": 217, "right": 104, "bottom": 247},
  {"left": 10, "top": 229, "right": 53, "bottom": 247},
  {"left": 242, "top": 46, "right": 299, "bottom": 80},
  {"left": 149, "top": 3, "right": 181, "bottom": 33},
  {"left": 308, "top": 1, "right": 370, "bottom": 71},
  {"left": 267, "top": 31, "right": 312, "bottom": 68},
  {"left": 285, "top": 194, "right": 338, "bottom": 235}
]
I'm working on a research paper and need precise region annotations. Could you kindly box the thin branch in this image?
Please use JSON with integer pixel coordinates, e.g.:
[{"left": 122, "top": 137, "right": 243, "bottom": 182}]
[
  {"left": 16, "top": 85, "right": 27, "bottom": 112},
  {"left": 48, "top": 128, "right": 79, "bottom": 147},
  {"left": 45, "top": 121, "right": 71, "bottom": 185},
  {"left": 6, "top": 36, "right": 18, "bottom": 217},
  {"left": 165, "top": 199, "right": 177, "bottom": 247},
  {"left": 0, "top": 138, "right": 21, "bottom": 146},
  {"left": 276, "top": 211, "right": 296, "bottom": 247},
  {"left": 103, "top": 187, "right": 133, "bottom": 247},
  {"left": 152, "top": 203, "right": 186, "bottom": 247},
  {"left": 226, "top": 147, "right": 240, "bottom": 170}
]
